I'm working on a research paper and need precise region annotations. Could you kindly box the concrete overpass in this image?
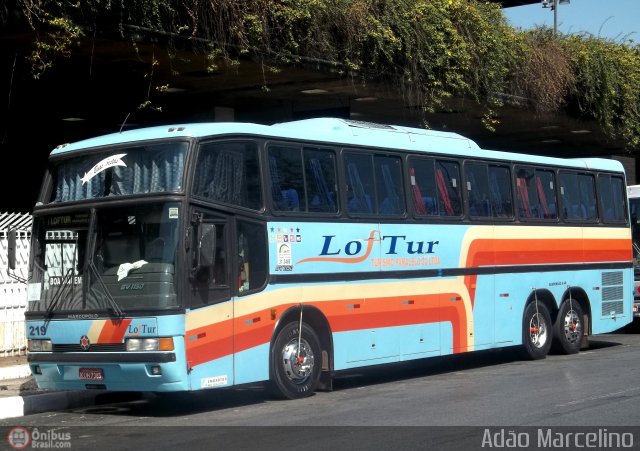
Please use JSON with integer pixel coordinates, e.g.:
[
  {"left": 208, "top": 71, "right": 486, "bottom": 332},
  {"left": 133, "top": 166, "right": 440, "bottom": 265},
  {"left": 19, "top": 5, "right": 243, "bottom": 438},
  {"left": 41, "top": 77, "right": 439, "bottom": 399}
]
[{"left": 0, "top": 0, "right": 633, "bottom": 212}]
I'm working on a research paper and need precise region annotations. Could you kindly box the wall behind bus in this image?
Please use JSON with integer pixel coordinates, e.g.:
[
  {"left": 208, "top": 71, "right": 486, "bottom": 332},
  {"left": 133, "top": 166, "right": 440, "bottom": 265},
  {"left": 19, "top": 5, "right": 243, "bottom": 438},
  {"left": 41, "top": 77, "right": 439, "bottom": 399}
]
[{"left": 0, "top": 214, "right": 30, "bottom": 357}]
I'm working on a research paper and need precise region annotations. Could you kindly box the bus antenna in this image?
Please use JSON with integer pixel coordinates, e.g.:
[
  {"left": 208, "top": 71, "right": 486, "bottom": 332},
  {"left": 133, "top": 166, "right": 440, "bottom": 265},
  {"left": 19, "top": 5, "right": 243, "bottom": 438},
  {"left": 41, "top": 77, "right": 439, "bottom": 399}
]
[{"left": 119, "top": 112, "right": 131, "bottom": 133}]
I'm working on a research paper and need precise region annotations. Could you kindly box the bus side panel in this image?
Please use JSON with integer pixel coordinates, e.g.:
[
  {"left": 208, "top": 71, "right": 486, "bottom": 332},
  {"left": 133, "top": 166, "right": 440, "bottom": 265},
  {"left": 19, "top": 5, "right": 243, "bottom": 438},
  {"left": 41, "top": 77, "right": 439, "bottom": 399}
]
[
  {"left": 233, "top": 344, "right": 270, "bottom": 385},
  {"left": 471, "top": 272, "right": 495, "bottom": 350},
  {"left": 185, "top": 302, "right": 235, "bottom": 391},
  {"left": 187, "top": 355, "right": 234, "bottom": 391},
  {"left": 332, "top": 321, "right": 450, "bottom": 370}
]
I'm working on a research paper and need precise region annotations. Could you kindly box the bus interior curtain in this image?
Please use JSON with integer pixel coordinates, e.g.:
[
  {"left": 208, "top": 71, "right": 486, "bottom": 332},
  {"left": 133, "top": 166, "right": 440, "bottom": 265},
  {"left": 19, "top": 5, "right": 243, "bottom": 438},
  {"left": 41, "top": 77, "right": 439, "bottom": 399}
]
[
  {"left": 347, "top": 162, "right": 372, "bottom": 213},
  {"left": 309, "top": 158, "right": 335, "bottom": 211},
  {"left": 436, "top": 169, "right": 454, "bottom": 216},
  {"left": 56, "top": 160, "right": 104, "bottom": 202},
  {"left": 269, "top": 155, "right": 286, "bottom": 209},
  {"left": 535, "top": 177, "right": 550, "bottom": 217},
  {"left": 209, "top": 150, "right": 244, "bottom": 204},
  {"left": 517, "top": 177, "right": 532, "bottom": 217},
  {"left": 114, "top": 149, "right": 154, "bottom": 195},
  {"left": 409, "top": 167, "right": 427, "bottom": 215}
]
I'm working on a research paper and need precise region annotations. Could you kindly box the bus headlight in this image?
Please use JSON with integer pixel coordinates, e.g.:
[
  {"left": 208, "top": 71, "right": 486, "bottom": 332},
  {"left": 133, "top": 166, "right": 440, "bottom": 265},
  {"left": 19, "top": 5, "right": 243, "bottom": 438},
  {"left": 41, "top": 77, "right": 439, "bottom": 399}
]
[
  {"left": 28, "top": 339, "right": 52, "bottom": 352},
  {"left": 125, "top": 337, "right": 174, "bottom": 351}
]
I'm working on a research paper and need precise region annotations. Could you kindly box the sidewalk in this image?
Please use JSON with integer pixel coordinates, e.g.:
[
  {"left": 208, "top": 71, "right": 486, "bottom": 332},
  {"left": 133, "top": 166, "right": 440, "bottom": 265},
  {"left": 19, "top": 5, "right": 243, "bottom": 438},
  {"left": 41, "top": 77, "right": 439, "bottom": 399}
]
[{"left": 0, "top": 355, "right": 101, "bottom": 420}]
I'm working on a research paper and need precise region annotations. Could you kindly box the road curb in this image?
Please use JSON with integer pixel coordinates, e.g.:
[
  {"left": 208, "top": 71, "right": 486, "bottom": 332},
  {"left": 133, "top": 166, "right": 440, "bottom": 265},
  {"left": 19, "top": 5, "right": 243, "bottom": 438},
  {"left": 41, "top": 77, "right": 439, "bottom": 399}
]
[
  {"left": 0, "top": 391, "right": 102, "bottom": 420},
  {"left": 0, "top": 365, "right": 31, "bottom": 381}
]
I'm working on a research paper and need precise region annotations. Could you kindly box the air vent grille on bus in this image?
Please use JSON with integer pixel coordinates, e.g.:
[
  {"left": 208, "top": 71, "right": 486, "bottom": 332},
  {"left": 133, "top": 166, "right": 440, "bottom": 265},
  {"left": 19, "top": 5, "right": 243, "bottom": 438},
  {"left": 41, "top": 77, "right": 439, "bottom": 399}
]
[
  {"left": 601, "top": 271, "right": 624, "bottom": 316},
  {"left": 52, "top": 343, "right": 126, "bottom": 352},
  {"left": 602, "top": 271, "right": 623, "bottom": 286},
  {"left": 343, "top": 119, "right": 394, "bottom": 130}
]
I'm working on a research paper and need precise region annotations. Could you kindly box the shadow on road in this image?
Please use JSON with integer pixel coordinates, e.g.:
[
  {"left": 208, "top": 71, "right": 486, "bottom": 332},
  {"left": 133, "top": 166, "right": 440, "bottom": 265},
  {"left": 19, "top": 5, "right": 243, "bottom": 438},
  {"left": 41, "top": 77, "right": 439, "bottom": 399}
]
[{"left": 75, "top": 333, "right": 630, "bottom": 419}]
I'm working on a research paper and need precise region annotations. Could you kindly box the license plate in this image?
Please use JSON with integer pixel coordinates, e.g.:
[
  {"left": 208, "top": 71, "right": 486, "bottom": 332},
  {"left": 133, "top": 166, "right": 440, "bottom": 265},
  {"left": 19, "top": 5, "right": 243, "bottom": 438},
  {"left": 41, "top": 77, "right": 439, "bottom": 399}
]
[{"left": 79, "top": 368, "right": 104, "bottom": 381}]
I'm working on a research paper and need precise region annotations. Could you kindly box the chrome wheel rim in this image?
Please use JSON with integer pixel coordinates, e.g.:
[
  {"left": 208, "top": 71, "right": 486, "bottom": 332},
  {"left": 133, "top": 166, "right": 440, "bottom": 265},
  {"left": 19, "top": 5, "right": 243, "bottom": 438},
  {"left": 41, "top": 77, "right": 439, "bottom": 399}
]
[
  {"left": 563, "top": 309, "right": 581, "bottom": 344},
  {"left": 280, "top": 337, "right": 315, "bottom": 384},
  {"left": 529, "top": 313, "right": 548, "bottom": 349}
]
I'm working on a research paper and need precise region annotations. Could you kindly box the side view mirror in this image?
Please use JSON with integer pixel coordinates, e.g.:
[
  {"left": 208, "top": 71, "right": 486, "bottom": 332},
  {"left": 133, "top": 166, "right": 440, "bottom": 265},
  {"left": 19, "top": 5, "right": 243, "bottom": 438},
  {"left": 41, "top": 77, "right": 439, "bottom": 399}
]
[
  {"left": 190, "top": 223, "right": 216, "bottom": 284},
  {"left": 197, "top": 223, "right": 216, "bottom": 268},
  {"left": 7, "top": 229, "right": 16, "bottom": 270}
]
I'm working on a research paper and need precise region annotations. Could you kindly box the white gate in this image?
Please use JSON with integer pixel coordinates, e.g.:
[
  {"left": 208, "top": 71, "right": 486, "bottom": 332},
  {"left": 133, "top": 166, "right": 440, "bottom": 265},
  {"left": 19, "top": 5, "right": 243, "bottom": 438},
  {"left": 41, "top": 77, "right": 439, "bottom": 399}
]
[{"left": 0, "top": 213, "right": 31, "bottom": 357}]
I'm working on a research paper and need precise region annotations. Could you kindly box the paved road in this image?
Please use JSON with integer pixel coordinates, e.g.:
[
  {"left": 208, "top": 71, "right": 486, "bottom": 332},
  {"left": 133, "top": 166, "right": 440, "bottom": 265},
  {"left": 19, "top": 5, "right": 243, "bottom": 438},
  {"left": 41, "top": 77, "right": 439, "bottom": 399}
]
[{"left": 1, "top": 329, "right": 639, "bottom": 450}]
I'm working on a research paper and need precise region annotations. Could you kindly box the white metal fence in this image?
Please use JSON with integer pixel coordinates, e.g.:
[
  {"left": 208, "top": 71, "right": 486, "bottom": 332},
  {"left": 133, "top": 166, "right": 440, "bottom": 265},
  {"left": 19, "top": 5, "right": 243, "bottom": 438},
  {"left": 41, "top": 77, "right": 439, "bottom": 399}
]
[{"left": 0, "top": 213, "right": 31, "bottom": 357}]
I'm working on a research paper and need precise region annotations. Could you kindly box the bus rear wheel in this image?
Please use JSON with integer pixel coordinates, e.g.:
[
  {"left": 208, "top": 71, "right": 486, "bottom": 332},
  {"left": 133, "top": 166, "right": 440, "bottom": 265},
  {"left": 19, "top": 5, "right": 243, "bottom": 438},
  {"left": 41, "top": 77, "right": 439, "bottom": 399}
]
[
  {"left": 552, "top": 300, "right": 584, "bottom": 354},
  {"left": 269, "top": 321, "right": 321, "bottom": 399},
  {"left": 521, "top": 301, "right": 552, "bottom": 360}
]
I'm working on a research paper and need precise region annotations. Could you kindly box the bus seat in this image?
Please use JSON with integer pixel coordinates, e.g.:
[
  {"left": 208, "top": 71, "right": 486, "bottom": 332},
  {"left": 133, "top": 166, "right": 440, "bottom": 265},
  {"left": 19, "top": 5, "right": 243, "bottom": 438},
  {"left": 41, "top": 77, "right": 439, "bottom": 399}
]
[
  {"left": 348, "top": 193, "right": 372, "bottom": 214},
  {"left": 569, "top": 204, "right": 587, "bottom": 219},
  {"left": 604, "top": 207, "right": 615, "bottom": 220},
  {"left": 146, "top": 238, "right": 165, "bottom": 262},
  {"left": 470, "top": 199, "right": 491, "bottom": 217},
  {"left": 379, "top": 197, "right": 400, "bottom": 215},
  {"left": 423, "top": 196, "right": 437, "bottom": 215},
  {"left": 281, "top": 188, "right": 300, "bottom": 211}
]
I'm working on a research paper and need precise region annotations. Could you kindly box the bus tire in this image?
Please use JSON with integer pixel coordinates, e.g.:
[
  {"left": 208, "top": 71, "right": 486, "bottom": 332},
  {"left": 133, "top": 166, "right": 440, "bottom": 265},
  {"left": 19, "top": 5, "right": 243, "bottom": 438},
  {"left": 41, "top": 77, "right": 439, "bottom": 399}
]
[
  {"left": 521, "top": 301, "right": 552, "bottom": 360},
  {"left": 552, "top": 300, "right": 584, "bottom": 354},
  {"left": 269, "top": 321, "right": 322, "bottom": 400}
]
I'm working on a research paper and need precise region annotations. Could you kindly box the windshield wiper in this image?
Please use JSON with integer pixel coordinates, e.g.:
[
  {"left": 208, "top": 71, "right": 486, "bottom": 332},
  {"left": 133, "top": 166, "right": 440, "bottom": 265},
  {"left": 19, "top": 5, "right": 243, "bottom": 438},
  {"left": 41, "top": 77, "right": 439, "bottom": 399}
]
[
  {"left": 45, "top": 268, "right": 75, "bottom": 317},
  {"left": 88, "top": 260, "right": 126, "bottom": 318}
]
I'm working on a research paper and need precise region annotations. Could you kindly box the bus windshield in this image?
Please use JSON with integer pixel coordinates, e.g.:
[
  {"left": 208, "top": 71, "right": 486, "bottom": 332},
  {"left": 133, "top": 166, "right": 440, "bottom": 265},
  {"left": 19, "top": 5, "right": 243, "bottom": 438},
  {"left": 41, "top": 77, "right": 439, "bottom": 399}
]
[
  {"left": 49, "top": 142, "right": 187, "bottom": 203},
  {"left": 27, "top": 203, "right": 180, "bottom": 316}
]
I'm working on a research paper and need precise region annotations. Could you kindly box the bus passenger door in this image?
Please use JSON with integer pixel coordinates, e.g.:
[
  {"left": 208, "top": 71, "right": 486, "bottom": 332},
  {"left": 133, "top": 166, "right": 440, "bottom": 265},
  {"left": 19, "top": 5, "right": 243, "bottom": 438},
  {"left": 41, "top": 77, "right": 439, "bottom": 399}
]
[{"left": 185, "top": 212, "right": 235, "bottom": 390}]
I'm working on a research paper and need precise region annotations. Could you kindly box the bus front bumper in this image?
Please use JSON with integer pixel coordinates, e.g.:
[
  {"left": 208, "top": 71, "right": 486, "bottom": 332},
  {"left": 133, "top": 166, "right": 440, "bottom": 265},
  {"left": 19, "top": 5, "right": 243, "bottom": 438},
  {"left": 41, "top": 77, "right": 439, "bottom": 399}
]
[{"left": 28, "top": 352, "right": 189, "bottom": 392}]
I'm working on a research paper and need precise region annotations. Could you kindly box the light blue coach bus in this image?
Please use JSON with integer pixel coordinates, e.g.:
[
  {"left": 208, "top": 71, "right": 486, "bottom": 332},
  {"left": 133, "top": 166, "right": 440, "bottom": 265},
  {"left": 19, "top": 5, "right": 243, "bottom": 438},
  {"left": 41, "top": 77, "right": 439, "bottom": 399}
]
[{"left": 9, "top": 118, "right": 633, "bottom": 399}]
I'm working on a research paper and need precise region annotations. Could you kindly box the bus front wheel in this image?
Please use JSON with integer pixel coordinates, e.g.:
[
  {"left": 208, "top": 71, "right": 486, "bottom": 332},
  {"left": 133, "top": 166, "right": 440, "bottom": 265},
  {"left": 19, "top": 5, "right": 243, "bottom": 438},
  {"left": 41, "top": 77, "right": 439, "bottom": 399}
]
[
  {"left": 269, "top": 321, "right": 322, "bottom": 399},
  {"left": 521, "top": 301, "right": 552, "bottom": 360},
  {"left": 552, "top": 300, "right": 584, "bottom": 354}
]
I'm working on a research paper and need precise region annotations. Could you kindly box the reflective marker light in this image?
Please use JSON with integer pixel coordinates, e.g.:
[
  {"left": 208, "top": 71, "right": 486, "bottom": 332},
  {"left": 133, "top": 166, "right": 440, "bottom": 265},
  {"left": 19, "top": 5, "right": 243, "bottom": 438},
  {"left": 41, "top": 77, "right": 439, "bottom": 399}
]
[
  {"left": 28, "top": 339, "right": 52, "bottom": 352},
  {"left": 126, "top": 337, "right": 174, "bottom": 351}
]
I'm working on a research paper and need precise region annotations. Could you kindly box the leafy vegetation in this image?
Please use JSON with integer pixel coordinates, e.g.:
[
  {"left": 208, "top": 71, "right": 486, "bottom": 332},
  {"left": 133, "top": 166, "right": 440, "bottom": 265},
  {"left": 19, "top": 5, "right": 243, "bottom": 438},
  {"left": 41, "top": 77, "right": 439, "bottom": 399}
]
[{"left": 14, "top": 0, "right": 640, "bottom": 150}]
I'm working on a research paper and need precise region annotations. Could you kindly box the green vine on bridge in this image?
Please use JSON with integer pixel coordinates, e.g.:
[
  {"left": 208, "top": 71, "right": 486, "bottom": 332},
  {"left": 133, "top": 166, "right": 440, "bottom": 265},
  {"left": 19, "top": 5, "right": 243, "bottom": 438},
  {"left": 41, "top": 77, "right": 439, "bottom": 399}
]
[{"left": 14, "top": 0, "right": 640, "bottom": 151}]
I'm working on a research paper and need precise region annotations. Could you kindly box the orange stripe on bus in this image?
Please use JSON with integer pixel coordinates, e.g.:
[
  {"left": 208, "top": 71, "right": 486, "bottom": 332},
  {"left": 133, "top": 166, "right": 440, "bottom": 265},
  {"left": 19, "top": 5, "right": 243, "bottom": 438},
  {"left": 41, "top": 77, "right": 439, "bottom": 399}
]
[
  {"left": 463, "top": 237, "right": 631, "bottom": 308},
  {"left": 97, "top": 319, "right": 132, "bottom": 343},
  {"left": 185, "top": 293, "right": 471, "bottom": 367},
  {"left": 467, "top": 238, "right": 631, "bottom": 268}
]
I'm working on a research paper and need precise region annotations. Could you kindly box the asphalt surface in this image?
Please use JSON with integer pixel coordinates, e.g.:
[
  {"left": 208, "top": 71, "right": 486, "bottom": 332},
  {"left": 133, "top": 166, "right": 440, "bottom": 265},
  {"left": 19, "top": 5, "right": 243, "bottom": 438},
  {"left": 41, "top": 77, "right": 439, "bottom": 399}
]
[{"left": 0, "top": 324, "right": 639, "bottom": 419}]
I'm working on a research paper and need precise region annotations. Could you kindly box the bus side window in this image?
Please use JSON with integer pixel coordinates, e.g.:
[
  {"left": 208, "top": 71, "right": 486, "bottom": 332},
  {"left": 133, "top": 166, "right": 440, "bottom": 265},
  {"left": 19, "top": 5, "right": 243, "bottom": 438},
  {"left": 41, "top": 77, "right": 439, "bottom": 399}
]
[
  {"left": 375, "top": 155, "right": 404, "bottom": 216},
  {"left": 269, "top": 146, "right": 306, "bottom": 212},
  {"left": 408, "top": 157, "right": 436, "bottom": 216},
  {"left": 237, "top": 220, "right": 267, "bottom": 294},
  {"left": 194, "top": 142, "right": 262, "bottom": 210},
  {"left": 488, "top": 165, "right": 512, "bottom": 218},
  {"left": 466, "top": 163, "right": 491, "bottom": 218},
  {"left": 436, "top": 160, "right": 462, "bottom": 216},
  {"left": 305, "top": 149, "right": 338, "bottom": 213},
  {"left": 599, "top": 175, "right": 626, "bottom": 222},
  {"left": 345, "top": 154, "right": 375, "bottom": 215}
]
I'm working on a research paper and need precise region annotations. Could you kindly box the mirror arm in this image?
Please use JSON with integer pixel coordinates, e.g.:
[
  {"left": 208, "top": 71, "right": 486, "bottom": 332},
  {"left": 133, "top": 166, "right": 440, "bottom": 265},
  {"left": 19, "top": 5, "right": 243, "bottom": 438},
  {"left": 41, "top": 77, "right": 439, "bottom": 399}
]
[{"left": 6, "top": 269, "right": 27, "bottom": 284}]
